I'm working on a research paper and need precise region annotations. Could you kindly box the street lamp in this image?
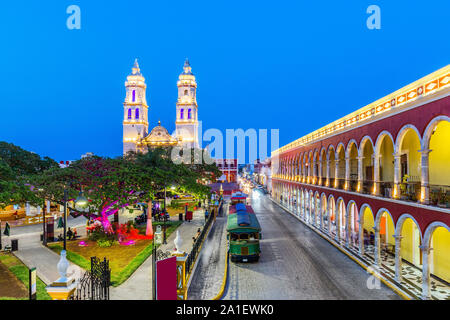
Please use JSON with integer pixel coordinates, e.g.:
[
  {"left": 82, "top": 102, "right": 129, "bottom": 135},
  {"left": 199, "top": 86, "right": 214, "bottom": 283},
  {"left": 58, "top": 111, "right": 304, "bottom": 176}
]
[
  {"left": 63, "top": 190, "right": 88, "bottom": 250},
  {"left": 163, "top": 185, "right": 167, "bottom": 244},
  {"left": 152, "top": 225, "right": 163, "bottom": 300}
]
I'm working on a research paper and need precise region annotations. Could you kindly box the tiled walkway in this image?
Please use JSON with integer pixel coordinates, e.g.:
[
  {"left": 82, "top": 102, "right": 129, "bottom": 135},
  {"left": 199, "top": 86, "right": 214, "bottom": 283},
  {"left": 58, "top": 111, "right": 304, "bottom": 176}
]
[{"left": 280, "top": 200, "right": 450, "bottom": 300}]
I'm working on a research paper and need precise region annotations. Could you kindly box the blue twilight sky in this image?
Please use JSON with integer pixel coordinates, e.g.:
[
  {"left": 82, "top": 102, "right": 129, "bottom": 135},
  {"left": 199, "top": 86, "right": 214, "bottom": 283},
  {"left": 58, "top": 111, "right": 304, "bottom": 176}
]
[{"left": 0, "top": 0, "right": 449, "bottom": 163}]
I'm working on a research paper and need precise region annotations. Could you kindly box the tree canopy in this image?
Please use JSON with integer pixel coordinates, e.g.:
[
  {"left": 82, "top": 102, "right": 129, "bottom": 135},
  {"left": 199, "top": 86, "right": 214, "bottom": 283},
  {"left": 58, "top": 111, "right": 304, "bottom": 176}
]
[
  {"left": 27, "top": 147, "right": 220, "bottom": 230},
  {"left": 0, "top": 142, "right": 58, "bottom": 208}
]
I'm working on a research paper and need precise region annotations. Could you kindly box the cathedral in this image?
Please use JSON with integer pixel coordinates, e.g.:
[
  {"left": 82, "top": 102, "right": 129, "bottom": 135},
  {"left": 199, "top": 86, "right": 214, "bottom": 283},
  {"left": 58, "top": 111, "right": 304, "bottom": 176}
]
[{"left": 123, "top": 59, "right": 200, "bottom": 155}]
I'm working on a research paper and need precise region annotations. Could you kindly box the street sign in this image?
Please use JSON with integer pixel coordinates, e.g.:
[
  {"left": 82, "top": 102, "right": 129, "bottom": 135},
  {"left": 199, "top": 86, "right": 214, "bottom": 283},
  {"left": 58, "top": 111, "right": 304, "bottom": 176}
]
[
  {"left": 156, "top": 256, "right": 177, "bottom": 300},
  {"left": 29, "top": 267, "right": 37, "bottom": 300}
]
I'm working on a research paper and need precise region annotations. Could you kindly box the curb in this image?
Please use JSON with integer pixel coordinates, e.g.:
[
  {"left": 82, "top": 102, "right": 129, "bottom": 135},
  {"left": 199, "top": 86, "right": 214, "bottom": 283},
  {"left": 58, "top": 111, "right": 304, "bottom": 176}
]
[
  {"left": 212, "top": 250, "right": 229, "bottom": 300},
  {"left": 269, "top": 197, "right": 415, "bottom": 300}
]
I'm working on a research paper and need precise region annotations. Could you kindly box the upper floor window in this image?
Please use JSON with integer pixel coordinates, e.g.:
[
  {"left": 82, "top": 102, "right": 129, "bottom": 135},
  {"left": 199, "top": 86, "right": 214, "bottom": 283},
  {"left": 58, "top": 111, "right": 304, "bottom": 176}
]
[
  {"left": 132, "top": 90, "right": 136, "bottom": 102},
  {"left": 188, "top": 109, "right": 192, "bottom": 119},
  {"left": 127, "top": 108, "right": 132, "bottom": 120},
  {"left": 184, "top": 89, "right": 189, "bottom": 96},
  {"left": 135, "top": 108, "right": 139, "bottom": 120},
  {"left": 180, "top": 109, "right": 184, "bottom": 119}
]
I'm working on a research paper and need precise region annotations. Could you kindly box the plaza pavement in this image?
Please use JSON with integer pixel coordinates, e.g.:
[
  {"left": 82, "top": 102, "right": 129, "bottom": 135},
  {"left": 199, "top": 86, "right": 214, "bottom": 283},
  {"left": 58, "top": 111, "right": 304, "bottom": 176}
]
[
  {"left": 8, "top": 215, "right": 88, "bottom": 285},
  {"left": 110, "top": 208, "right": 207, "bottom": 300},
  {"left": 5, "top": 208, "right": 207, "bottom": 298}
]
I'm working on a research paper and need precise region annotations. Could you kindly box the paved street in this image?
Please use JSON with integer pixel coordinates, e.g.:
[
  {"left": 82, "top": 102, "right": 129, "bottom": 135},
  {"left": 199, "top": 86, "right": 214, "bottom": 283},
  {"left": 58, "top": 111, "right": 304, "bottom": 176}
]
[
  {"left": 187, "top": 204, "right": 228, "bottom": 300},
  {"left": 222, "top": 190, "right": 400, "bottom": 300}
]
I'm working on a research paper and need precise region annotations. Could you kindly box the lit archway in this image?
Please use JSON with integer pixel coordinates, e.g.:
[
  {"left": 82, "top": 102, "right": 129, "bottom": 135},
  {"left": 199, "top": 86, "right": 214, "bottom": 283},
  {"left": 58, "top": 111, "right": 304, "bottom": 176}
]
[
  {"left": 321, "top": 193, "right": 328, "bottom": 232},
  {"left": 360, "top": 204, "right": 375, "bottom": 257},
  {"left": 396, "top": 125, "right": 422, "bottom": 201},
  {"left": 328, "top": 195, "right": 336, "bottom": 238},
  {"left": 375, "top": 131, "right": 395, "bottom": 197},
  {"left": 425, "top": 117, "right": 450, "bottom": 206},
  {"left": 347, "top": 201, "right": 359, "bottom": 249},
  {"left": 336, "top": 198, "right": 346, "bottom": 242}
]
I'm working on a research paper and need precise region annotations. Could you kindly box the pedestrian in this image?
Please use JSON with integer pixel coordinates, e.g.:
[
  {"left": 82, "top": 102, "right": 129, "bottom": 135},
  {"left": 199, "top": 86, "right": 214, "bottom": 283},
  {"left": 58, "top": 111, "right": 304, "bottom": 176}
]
[
  {"left": 67, "top": 227, "right": 73, "bottom": 240},
  {"left": 204, "top": 209, "right": 209, "bottom": 222},
  {"left": 73, "top": 228, "right": 78, "bottom": 239}
]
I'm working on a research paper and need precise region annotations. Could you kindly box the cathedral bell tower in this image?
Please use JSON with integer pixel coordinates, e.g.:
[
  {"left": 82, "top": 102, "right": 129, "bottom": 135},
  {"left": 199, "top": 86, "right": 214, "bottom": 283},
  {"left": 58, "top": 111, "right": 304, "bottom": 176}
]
[
  {"left": 123, "top": 59, "right": 149, "bottom": 155},
  {"left": 175, "top": 59, "right": 199, "bottom": 148}
]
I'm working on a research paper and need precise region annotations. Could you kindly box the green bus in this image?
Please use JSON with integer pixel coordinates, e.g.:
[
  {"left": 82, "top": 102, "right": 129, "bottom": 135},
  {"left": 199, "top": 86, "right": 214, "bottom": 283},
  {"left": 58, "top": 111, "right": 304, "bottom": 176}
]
[{"left": 227, "top": 204, "right": 262, "bottom": 263}]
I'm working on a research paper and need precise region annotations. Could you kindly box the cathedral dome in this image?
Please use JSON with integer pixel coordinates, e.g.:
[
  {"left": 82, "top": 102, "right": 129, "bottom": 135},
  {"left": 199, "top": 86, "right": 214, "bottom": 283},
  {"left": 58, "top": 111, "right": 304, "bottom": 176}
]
[{"left": 138, "top": 121, "right": 179, "bottom": 147}]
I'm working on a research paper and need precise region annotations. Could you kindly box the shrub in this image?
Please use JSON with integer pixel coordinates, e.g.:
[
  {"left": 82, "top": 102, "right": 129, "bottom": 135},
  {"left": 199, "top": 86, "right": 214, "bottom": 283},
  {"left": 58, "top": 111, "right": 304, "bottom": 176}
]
[{"left": 97, "top": 239, "right": 117, "bottom": 248}]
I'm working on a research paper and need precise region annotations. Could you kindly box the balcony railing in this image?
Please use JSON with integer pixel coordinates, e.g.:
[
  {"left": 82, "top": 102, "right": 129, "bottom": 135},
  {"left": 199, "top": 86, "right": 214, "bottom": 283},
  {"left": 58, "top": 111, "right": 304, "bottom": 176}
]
[
  {"left": 430, "top": 185, "right": 450, "bottom": 208},
  {"left": 379, "top": 181, "right": 394, "bottom": 198},
  {"left": 360, "top": 180, "right": 373, "bottom": 195},
  {"left": 274, "top": 175, "right": 450, "bottom": 211},
  {"left": 328, "top": 178, "right": 335, "bottom": 187},
  {"left": 335, "top": 178, "right": 345, "bottom": 190},
  {"left": 349, "top": 179, "right": 358, "bottom": 192},
  {"left": 399, "top": 181, "right": 421, "bottom": 202}
]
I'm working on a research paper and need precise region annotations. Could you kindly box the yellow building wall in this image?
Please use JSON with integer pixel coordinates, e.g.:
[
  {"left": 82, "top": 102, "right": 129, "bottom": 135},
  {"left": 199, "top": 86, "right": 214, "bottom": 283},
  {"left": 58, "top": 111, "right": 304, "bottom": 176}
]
[
  {"left": 401, "top": 219, "right": 414, "bottom": 264},
  {"left": 429, "top": 121, "right": 450, "bottom": 186},
  {"left": 380, "top": 137, "right": 394, "bottom": 181},
  {"left": 401, "top": 130, "right": 421, "bottom": 179},
  {"left": 386, "top": 215, "right": 395, "bottom": 246},
  {"left": 363, "top": 207, "right": 374, "bottom": 232},
  {"left": 432, "top": 227, "right": 450, "bottom": 283}
]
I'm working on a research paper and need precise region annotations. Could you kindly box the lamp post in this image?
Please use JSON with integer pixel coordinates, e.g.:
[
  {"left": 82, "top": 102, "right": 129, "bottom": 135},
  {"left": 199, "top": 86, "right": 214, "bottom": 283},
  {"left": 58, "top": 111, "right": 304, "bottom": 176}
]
[
  {"left": 163, "top": 185, "right": 167, "bottom": 244},
  {"left": 153, "top": 225, "right": 162, "bottom": 300},
  {"left": 42, "top": 200, "right": 47, "bottom": 246},
  {"left": 63, "top": 190, "right": 88, "bottom": 250}
]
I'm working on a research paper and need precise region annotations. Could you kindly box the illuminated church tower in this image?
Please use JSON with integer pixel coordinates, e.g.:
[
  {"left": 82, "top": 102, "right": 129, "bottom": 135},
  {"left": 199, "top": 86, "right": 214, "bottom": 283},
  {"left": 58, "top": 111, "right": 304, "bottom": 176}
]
[
  {"left": 123, "top": 59, "right": 149, "bottom": 155},
  {"left": 175, "top": 59, "right": 199, "bottom": 148}
]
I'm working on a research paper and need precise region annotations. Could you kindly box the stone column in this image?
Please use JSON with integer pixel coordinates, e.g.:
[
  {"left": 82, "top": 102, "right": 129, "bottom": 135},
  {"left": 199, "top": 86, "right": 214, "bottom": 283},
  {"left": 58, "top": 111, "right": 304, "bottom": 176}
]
[
  {"left": 334, "top": 159, "right": 340, "bottom": 188},
  {"left": 357, "top": 156, "right": 364, "bottom": 192},
  {"left": 393, "top": 234, "right": 403, "bottom": 283},
  {"left": 373, "top": 227, "right": 381, "bottom": 266},
  {"left": 373, "top": 154, "right": 381, "bottom": 196},
  {"left": 419, "top": 149, "right": 432, "bottom": 205},
  {"left": 319, "top": 198, "right": 323, "bottom": 230},
  {"left": 358, "top": 218, "right": 364, "bottom": 255},
  {"left": 420, "top": 244, "right": 433, "bottom": 300},
  {"left": 334, "top": 204, "right": 340, "bottom": 242},
  {"left": 345, "top": 156, "right": 350, "bottom": 190},
  {"left": 393, "top": 153, "right": 401, "bottom": 199},
  {"left": 318, "top": 160, "right": 322, "bottom": 185},
  {"left": 326, "top": 160, "right": 330, "bottom": 186}
]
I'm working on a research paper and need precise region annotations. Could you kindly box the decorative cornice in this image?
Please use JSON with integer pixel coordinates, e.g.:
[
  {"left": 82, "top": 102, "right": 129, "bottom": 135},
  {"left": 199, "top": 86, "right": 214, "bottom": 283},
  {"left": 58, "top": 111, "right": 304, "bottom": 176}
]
[{"left": 272, "top": 65, "right": 450, "bottom": 156}]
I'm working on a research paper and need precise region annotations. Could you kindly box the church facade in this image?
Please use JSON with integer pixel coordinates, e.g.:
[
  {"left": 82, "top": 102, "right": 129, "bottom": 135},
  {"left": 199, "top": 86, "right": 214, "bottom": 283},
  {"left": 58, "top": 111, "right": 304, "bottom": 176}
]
[{"left": 123, "top": 59, "right": 200, "bottom": 155}]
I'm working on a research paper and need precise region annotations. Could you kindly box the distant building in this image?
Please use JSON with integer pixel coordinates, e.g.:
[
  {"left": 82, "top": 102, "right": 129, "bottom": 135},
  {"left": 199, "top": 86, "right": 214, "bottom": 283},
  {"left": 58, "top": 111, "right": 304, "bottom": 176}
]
[
  {"left": 81, "top": 152, "right": 94, "bottom": 159},
  {"left": 216, "top": 159, "right": 238, "bottom": 183}
]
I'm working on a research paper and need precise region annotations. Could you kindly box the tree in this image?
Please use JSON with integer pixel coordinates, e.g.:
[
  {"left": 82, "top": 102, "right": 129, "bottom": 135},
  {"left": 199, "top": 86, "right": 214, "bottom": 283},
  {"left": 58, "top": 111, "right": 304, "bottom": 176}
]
[
  {"left": 0, "top": 141, "right": 57, "bottom": 208},
  {"left": 28, "top": 148, "right": 216, "bottom": 230},
  {"left": 0, "top": 142, "right": 58, "bottom": 176}
]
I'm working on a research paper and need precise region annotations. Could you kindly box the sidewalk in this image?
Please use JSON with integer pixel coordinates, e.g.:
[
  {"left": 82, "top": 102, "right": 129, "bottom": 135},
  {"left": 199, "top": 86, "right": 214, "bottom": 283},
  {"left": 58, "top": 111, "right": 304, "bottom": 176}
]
[
  {"left": 110, "top": 207, "right": 208, "bottom": 300},
  {"left": 14, "top": 243, "right": 84, "bottom": 285}
]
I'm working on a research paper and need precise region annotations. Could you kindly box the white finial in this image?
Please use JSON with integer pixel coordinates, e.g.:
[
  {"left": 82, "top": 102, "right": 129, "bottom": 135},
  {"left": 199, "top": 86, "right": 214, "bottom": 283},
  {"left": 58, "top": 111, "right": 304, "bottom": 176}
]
[
  {"left": 174, "top": 230, "right": 183, "bottom": 254},
  {"left": 57, "top": 250, "right": 70, "bottom": 282}
]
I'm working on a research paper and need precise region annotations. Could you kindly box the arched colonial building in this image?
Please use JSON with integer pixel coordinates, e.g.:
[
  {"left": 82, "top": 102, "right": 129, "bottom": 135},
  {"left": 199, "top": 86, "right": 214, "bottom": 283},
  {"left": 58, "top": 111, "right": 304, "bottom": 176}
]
[{"left": 271, "top": 65, "right": 450, "bottom": 300}]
